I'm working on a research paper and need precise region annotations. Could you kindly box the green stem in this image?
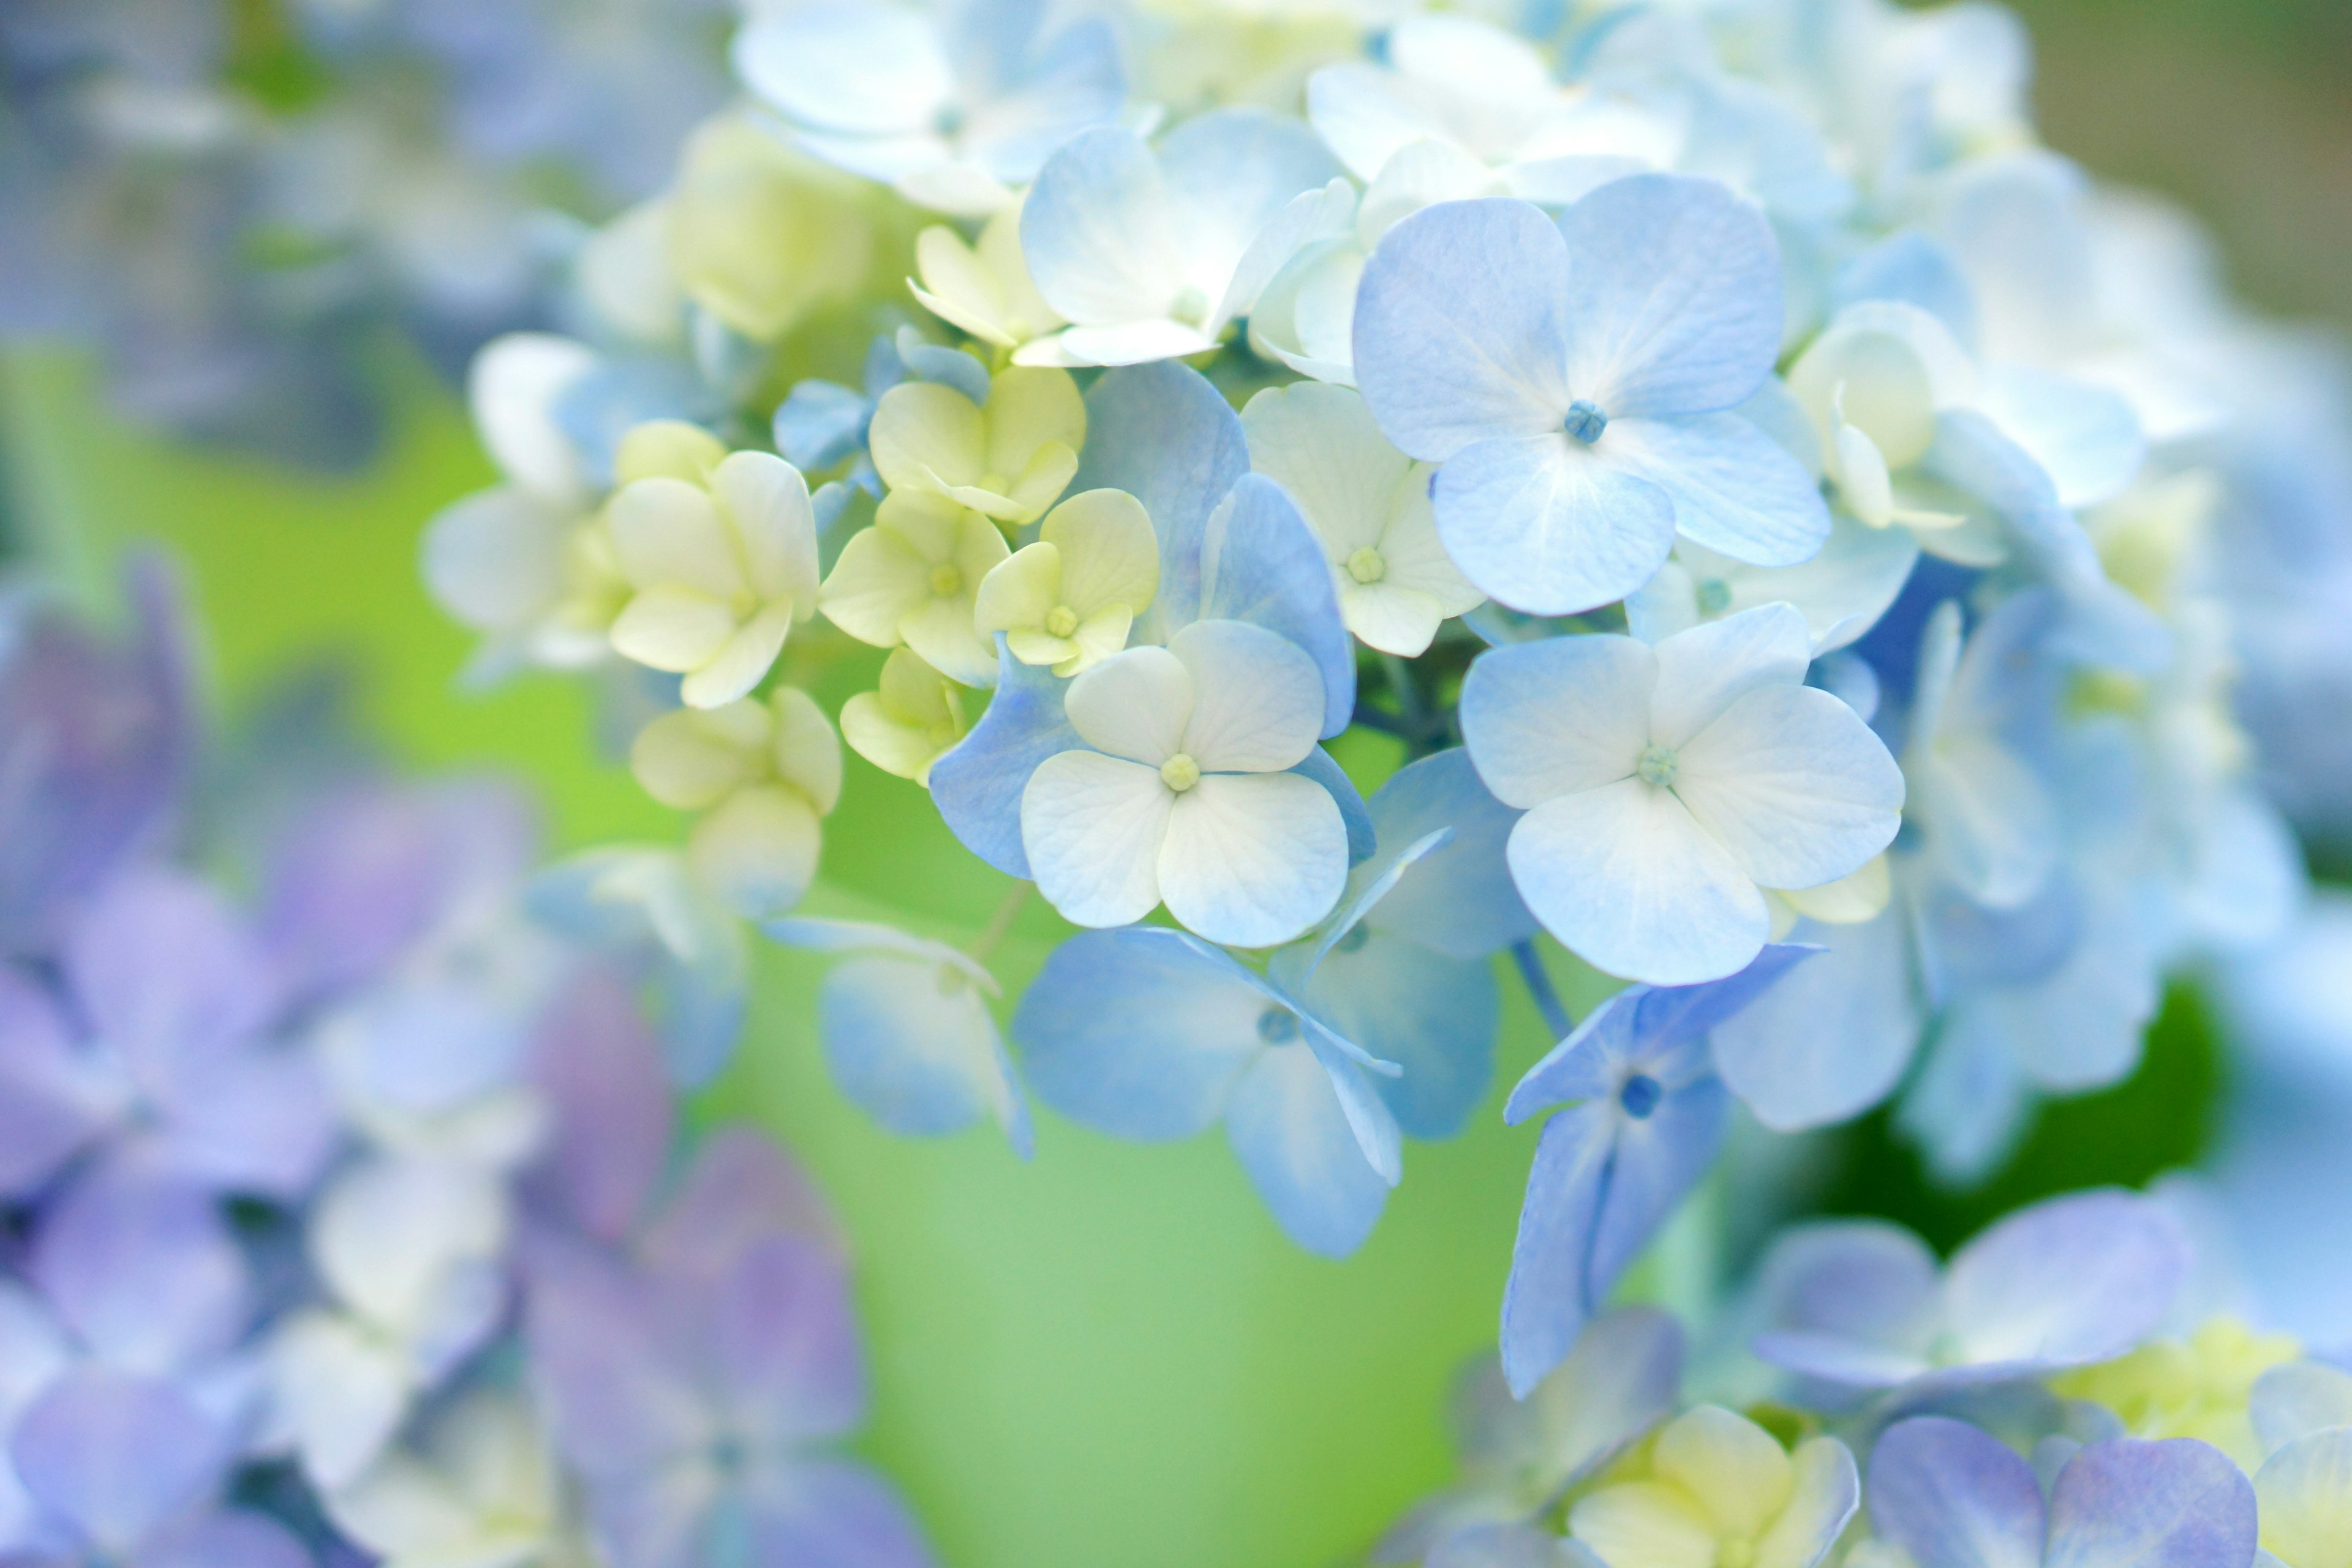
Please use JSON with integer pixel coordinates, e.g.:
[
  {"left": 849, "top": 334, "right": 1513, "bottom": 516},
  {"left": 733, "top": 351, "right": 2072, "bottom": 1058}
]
[{"left": 967, "top": 880, "right": 1033, "bottom": 963}]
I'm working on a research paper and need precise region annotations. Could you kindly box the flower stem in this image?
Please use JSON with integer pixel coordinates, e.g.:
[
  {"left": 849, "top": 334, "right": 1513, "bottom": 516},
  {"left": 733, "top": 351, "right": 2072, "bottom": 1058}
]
[
  {"left": 967, "top": 880, "right": 1033, "bottom": 963},
  {"left": 1511, "top": 939, "right": 1572, "bottom": 1041}
]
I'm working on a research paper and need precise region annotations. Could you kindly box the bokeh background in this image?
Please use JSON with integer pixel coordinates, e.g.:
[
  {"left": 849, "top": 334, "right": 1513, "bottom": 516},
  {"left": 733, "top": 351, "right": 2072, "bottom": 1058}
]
[{"left": 2, "top": 2, "right": 2348, "bottom": 1564}]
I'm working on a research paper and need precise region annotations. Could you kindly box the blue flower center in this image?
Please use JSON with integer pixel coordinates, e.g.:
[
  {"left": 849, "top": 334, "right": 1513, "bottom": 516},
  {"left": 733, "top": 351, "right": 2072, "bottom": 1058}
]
[
  {"left": 1563, "top": 400, "right": 1608, "bottom": 443},
  {"left": 1257, "top": 1006, "right": 1299, "bottom": 1044},
  {"left": 1695, "top": 576, "right": 1733, "bottom": 614},
  {"left": 1619, "top": 1073, "right": 1662, "bottom": 1118},
  {"left": 1636, "top": 744, "right": 1679, "bottom": 788},
  {"left": 1335, "top": 922, "right": 1371, "bottom": 954}
]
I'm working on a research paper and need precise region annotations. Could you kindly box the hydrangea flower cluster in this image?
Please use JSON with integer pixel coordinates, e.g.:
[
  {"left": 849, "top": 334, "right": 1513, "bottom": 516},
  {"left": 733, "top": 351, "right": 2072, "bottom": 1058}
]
[
  {"left": 419, "top": 0, "right": 2345, "bottom": 1439},
  {"left": 1384, "top": 1184, "right": 2352, "bottom": 1568},
  {"left": 0, "top": 566, "right": 931, "bottom": 1568},
  {"left": 0, "top": 0, "right": 730, "bottom": 465}
]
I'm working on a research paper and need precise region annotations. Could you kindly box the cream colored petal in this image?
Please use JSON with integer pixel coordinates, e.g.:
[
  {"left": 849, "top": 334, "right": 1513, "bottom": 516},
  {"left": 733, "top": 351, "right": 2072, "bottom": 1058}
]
[
  {"left": 874, "top": 487, "right": 971, "bottom": 564},
  {"left": 769, "top": 686, "right": 843, "bottom": 815},
  {"left": 912, "top": 225, "right": 1013, "bottom": 347},
  {"left": 610, "top": 586, "right": 737, "bottom": 674},
  {"left": 1042, "top": 488, "right": 1159, "bottom": 616},
  {"left": 680, "top": 600, "right": 794, "bottom": 709},
  {"left": 1008, "top": 628, "right": 1080, "bottom": 668},
  {"left": 1569, "top": 1482, "right": 1719, "bottom": 1568},
  {"left": 688, "top": 785, "right": 821, "bottom": 917},
  {"left": 1240, "top": 381, "right": 1415, "bottom": 559},
  {"left": 712, "top": 450, "right": 819, "bottom": 610},
  {"left": 615, "top": 421, "right": 726, "bottom": 486},
  {"left": 940, "top": 479, "right": 1033, "bottom": 522},
  {"left": 900, "top": 592, "right": 997, "bottom": 687},
  {"left": 841, "top": 692, "right": 948, "bottom": 785},
  {"left": 820, "top": 525, "right": 930, "bottom": 647},
  {"left": 1338, "top": 580, "right": 1446, "bottom": 657},
  {"left": 870, "top": 382, "right": 987, "bottom": 494},
  {"left": 975, "top": 542, "right": 1064, "bottom": 637},
  {"left": 1376, "top": 466, "right": 1485, "bottom": 613},
  {"left": 631, "top": 702, "right": 772, "bottom": 809},
  {"left": 1776, "top": 853, "right": 1891, "bottom": 924},
  {"left": 979, "top": 199, "right": 1061, "bottom": 339},
  {"left": 952, "top": 508, "right": 1014, "bottom": 584},
  {"left": 874, "top": 646, "right": 961, "bottom": 729},
  {"left": 1060, "top": 605, "right": 1133, "bottom": 676},
  {"left": 983, "top": 367, "right": 1086, "bottom": 479},
  {"left": 1065, "top": 644, "right": 1192, "bottom": 764},
  {"left": 1001, "top": 440, "right": 1079, "bottom": 524},
  {"left": 605, "top": 477, "right": 744, "bottom": 598},
  {"left": 1651, "top": 1405, "right": 1795, "bottom": 1538}
]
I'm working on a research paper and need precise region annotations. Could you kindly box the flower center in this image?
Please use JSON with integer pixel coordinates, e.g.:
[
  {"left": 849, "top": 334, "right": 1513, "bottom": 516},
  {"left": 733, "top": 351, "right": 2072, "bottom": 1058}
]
[
  {"left": 1636, "top": 744, "right": 1679, "bottom": 788},
  {"left": 1159, "top": 753, "right": 1201, "bottom": 792},
  {"left": 1563, "top": 399, "right": 1608, "bottom": 443},
  {"left": 1256, "top": 1006, "right": 1298, "bottom": 1044},
  {"left": 1345, "top": 546, "right": 1387, "bottom": 584},
  {"left": 1171, "top": 285, "right": 1210, "bottom": 326},
  {"left": 1619, "top": 1073, "right": 1663, "bottom": 1118},
  {"left": 1719, "top": 1539, "right": 1757, "bottom": 1568},
  {"left": 929, "top": 563, "right": 964, "bottom": 597},
  {"left": 1045, "top": 605, "right": 1079, "bottom": 638},
  {"left": 1695, "top": 576, "right": 1733, "bottom": 615},
  {"left": 1335, "top": 922, "right": 1371, "bottom": 954}
]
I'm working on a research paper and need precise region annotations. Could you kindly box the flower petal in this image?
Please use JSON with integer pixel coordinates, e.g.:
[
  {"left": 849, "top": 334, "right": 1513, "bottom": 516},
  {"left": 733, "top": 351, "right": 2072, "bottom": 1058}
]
[
  {"left": 1458, "top": 631, "right": 1653, "bottom": 807},
  {"left": 731, "top": 3, "right": 947, "bottom": 136},
  {"left": 1673, "top": 684, "right": 1906, "bottom": 891},
  {"left": 1651, "top": 1406, "right": 1793, "bottom": 1539},
  {"left": 1866, "top": 1416, "right": 2045, "bottom": 1568},
  {"left": 9, "top": 1371, "right": 224, "bottom": 1554},
  {"left": 1022, "top": 127, "right": 1186, "bottom": 328},
  {"left": 930, "top": 641, "right": 1081, "bottom": 877},
  {"left": 1169, "top": 619, "right": 1324, "bottom": 774},
  {"left": 1063, "top": 644, "right": 1191, "bottom": 764},
  {"left": 1603, "top": 413, "right": 1831, "bottom": 568},
  {"left": 1437, "top": 434, "right": 1679, "bottom": 614},
  {"left": 1709, "top": 911, "right": 1923, "bottom": 1131},
  {"left": 2045, "top": 1438, "right": 2256, "bottom": 1568},
  {"left": 1354, "top": 198, "right": 1574, "bottom": 461},
  {"left": 1021, "top": 750, "right": 1172, "bottom": 928},
  {"left": 1158, "top": 772, "right": 1347, "bottom": 948},
  {"left": 1947, "top": 1189, "right": 2190, "bottom": 1371},
  {"left": 1508, "top": 777, "right": 1768, "bottom": 985},
  {"left": 2253, "top": 1429, "right": 2352, "bottom": 1568},
  {"left": 1224, "top": 1039, "right": 1393, "bottom": 1257},
  {"left": 820, "top": 952, "right": 1031, "bottom": 1154},
  {"left": 1014, "top": 926, "right": 1267, "bottom": 1140}
]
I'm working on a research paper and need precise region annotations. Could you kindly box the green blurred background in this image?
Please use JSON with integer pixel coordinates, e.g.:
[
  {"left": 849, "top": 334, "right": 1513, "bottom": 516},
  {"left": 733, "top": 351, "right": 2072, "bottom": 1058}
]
[{"left": 1, "top": 2, "right": 2348, "bottom": 1564}]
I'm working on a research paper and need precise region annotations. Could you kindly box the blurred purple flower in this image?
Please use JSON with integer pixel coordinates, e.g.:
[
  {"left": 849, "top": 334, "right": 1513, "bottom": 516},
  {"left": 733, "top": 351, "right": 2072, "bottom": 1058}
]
[
  {"left": 0, "top": 868, "right": 335, "bottom": 1202},
  {"left": 0, "top": 561, "right": 193, "bottom": 955},
  {"left": 4, "top": 1368, "right": 309, "bottom": 1568}
]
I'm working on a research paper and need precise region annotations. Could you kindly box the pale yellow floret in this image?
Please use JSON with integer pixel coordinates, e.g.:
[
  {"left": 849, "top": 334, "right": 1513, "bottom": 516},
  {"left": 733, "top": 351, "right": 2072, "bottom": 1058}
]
[
  {"left": 867, "top": 366, "right": 1085, "bottom": 525},
  {"left": 908, "top": 200, "right": 1065, "bottom": 351},
  {"left": 840, "top": 648, "right": 971, "bottom": 787},
  {"left": 614, "top": 420, "right": 728, "bottom": 488},
  {"left": 974, "top": 488, "right": 1158, "bottom": 677},
  {"left": 665, "top": 116, "right": 886, "bottom": 343},
  {"left": 1570, "top": 1406, "right": 1853, "bottom": 1568},
  {"left": 818, "top": 489, "right": 1011, "bottom": 686},
  {"left": 2052, "top": 1316, "right": 2301, "bottom": 1472},
  {"left": 630, "top": 686, "right": 842, "bottom": 916}
]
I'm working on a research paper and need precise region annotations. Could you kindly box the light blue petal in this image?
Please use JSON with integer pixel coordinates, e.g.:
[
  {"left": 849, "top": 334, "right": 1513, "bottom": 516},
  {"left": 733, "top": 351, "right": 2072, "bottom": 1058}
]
[
  {"left": 1866, "top": 1416, "right": 2045, "bottom": 1568},
  {"left": 1710, "top": 913, "right": 1921, "bottom": 1131},
  {"left": 1918, "top": 873, "right": 2081, "bottom": 993},
  {"left": 1427, "top": 1524, "right": 1572, "bottom": 1568},
  {"left": 1179, "top": 475, "right": 1356, "bottom": 736},
  {"left": 1619, "top": 943, "right": 1820, "bottom": 1060},
  {"left": 1834, "top": 230, "right": 1981, "bottom": 350},
  {"left": 1945, "top": 1189, "right": 2190, "bottom": 1372},
  {"left": 1499, "top": 1101, "right": 1611, "bottom": 1398},
  {"left": 1156, "top": 107, "right": 1344, "bottom": 299},
  {"left": 1896, "top": 1004, "right": 2032, "bottom": 1186},
  {"left": 929, "top": 636, "right": 1079, "bottom": 878},
  {"left": 733, "top": 4, "right": 946, "bottom": 134},
  {"left": 897, "top": 328, "right": 993, "bottom": 403},
  {"left": 2044, "top": 1438, "right": 2256, "bottom": 1568},
  {"left": 1602, "top": 412, "right": 1831, "bottom": 567},
  {"left": 1283, "top": 829, "right": 1452, "bottom": 986},
  {"left": 1021, "top": 125, "right": 1178, "bottom": 326},
  {"left": 1923, "top": 410, "right": 2169, "bottom": 673},
  {"left": 1299, "top": 933, "right": 1498, "bottom": 1139},
  {"left": 1012, "top": 927, "right": 1265, "bottom": 1140},
  {"left": 1303, "top": 1024, "right": 1406, "bottom": 1184},
  {"left": 1506, "top": 992, "right": 1638, "bottom": 1123},
  {"left": 1359, "top": 749, "right": 1539, "bottom": 960},
  {"left": 1224, "top": 1041, "right": 1395, "bottom": 1257},
  {"left": 1556, "top": 173, "right": 1784, "bottom": 418},
  {"left": 773, "top": 380, "right": 872, "bottom": 473},
  {"left": 964, "top": 17, "right": 1126, "bottom": 184},
  {"left": 1437, "top": 434, "right": 1678, "bottom": 614},
  {"left": 1071, "top": 362, "right": 1251, "bottom": 631},
  {"left": 2252, "top": 1361, "right": 2352, "bottom": 1453},
  {"left": 554, "top": 360, "right": 720, "bottom": 490},
  {"left": 1980, "top": 365, "right": 2145, "bottom": 510},
  {"left": 1289, "top": 745, "right": 1376, "bottom": 865},
  {"left": 1353, "top": 198, "right": 1574, "bottom": 462},
  {"left": 818, "top": 952, "right": 1032, "bottom": 1156},
  {"left": 1586, "top": 1074, "right": 1726, "bottom": 1287},
  {"left": 1753, "top": 1219, "right": 1943, "bottom": 1377}
]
